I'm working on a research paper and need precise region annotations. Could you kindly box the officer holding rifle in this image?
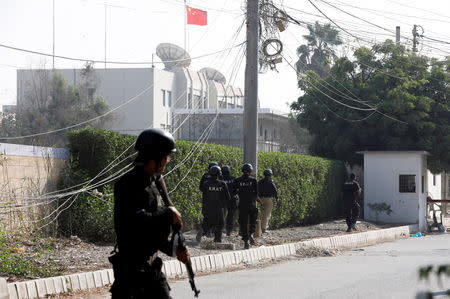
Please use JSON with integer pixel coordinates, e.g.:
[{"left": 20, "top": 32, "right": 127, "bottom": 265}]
[{"left": 110, "top": 129, "right": 195, "bottom": 298}]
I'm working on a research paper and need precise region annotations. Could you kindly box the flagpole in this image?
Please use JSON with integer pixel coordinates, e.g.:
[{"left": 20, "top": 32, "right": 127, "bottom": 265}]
[{"left": 184, "top": 0, "right": 187, "bottom": 50}]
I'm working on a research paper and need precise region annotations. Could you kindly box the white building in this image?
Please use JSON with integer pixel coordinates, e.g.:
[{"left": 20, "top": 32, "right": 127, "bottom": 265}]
[
  {"left": 359, "top": 151, "right": 442, "bottom": 231},
  {"left": 16, "top": 43, "right": 303, "bottom": 153}
]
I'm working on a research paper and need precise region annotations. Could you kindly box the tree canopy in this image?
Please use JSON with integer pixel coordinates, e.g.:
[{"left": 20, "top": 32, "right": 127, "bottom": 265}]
[
  {"left": 0, "top": 64, "right": 112, "bottom": 147},
  {"left": 291, "top": 40, "right": 450, "bottom": 173},
  {"left": 296, "top": 21, "right": 342, "bottom": 79}
]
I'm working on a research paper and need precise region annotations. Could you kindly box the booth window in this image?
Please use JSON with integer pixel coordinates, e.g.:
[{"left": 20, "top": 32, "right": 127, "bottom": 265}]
[{"left": 399, "top": 175, "right": 416, "bottom": 193}]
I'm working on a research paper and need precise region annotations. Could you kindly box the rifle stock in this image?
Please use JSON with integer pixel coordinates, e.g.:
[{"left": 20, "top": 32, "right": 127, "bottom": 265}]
[{"left": 156, "top": 175, "right": 200, "bottom": 297}]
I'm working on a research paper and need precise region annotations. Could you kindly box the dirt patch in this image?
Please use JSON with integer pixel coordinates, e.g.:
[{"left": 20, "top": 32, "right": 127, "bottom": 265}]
[{"left": 1, "top": 219, "right": 393, "bottom": 282}]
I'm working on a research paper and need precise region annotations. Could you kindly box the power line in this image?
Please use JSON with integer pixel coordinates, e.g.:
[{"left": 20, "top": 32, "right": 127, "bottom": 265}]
[
  {"left": 386, "top": 0, "right": 450, "bottom": 21},
  {"left": 0, "top": 41, "right": 245, "bottom": 65},
  {"left": 316, "top": 0, "right": 450, "bottom": 56},
  {"left": 328, "top": 0, "right": 450, "bottom": 24}
]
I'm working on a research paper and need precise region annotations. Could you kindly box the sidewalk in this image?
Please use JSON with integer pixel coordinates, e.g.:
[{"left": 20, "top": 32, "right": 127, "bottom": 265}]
[{"left": 1, "top": 224, "right": 418, "bottom": 299}]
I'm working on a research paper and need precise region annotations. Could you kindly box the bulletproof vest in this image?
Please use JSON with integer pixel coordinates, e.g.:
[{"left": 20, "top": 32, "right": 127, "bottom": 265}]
[
  {"left": 235, "top": 175, "right": 257, "bottom": 204},
  {"left": 258, "top": 178, "right": 276, "bottom": 197},
  {"left": 342, "top": 181, "right": 358, "bottom": 201},
  {"left": 204, "top": 179, "right": 228, "bottom": 205}
]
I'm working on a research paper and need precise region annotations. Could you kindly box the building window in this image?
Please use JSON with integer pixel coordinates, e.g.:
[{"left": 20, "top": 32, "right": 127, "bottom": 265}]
[
  {"left": 448, "top": 179, "right": 450, "bottom": 196},
  {"left": 260, "top": 125, "right": 263, "bottom": 137},
  {"left": 433, "top": 174, "right": 436, "bottom": 186},
  {"left": 188, "top": 94, "right": 192, "bottom": 109},
  {"left": 167, "top": 91, "right": 172, "bottom": 107},
  {"left": 422, "top": 175, "right": 424, "bottom": 193},
  {"left": 399, "top": 175, "right": 416, "bottom": 193},
  {"left": 161, "top": 90, "right": 166, "bottom": 107},
  {"left": 264, "top": 129, "right": 267, "bottom": 141},
  {"left": 194, "top": 95, "right": 201, "bottom": 108}
]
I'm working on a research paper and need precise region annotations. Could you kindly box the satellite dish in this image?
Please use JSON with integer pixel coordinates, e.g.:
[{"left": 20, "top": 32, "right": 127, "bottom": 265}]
[
  {"left": 199, "top": 67, "right": 227, "bottom": 84},
  {"left": 156, "top": 43, "right": 191, "bottom": 70}
]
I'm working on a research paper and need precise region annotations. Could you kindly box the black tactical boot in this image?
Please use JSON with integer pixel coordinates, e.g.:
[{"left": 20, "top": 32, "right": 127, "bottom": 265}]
[
  {"left": 346, "top": 226, "right": 352, "bottom": 233},
  {"left": 244, "top": 241, "right": 249, "bottom": 249},
  {"left": 249, "top": 234, "right": 255, "bottom": 245},
  {"left": 196, "top": 230, "right": 203, "bottom": 242}
]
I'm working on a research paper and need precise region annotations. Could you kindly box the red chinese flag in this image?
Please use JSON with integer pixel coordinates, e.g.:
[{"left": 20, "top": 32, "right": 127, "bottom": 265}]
[{"left": 186, "top": 5, "right": 207, "bottom": 26}]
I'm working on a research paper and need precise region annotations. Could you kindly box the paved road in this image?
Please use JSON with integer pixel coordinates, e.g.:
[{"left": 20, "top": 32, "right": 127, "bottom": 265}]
[{"left": 98, "top": 233, "right": 450, "bottom": 298}]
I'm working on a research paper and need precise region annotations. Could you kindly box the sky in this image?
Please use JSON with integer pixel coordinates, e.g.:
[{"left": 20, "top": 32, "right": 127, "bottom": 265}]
[{"left": 0, "top": 0, "right": 449, "bottom": 113}]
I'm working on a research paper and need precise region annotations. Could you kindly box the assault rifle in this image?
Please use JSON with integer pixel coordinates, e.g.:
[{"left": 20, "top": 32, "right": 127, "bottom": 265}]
[{"left": 155, "top": 175, "right": 201, "bottom": 297}]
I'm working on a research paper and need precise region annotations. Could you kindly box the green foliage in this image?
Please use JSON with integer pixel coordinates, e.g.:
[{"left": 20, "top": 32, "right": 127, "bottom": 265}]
[
  {"left": 59, "top": 128, "right": 344, "bottom": 241},
  {"left": 291, "top": 40, "right": 450, "bottom": 173},
  {"left": 58, "top": 128, "right": 135, "bottom": 240},
  {"left": 296, "top": 21, "right": 343, "bottom": 78},
  {"left": 418, "top": 264, "right": 450, "bottom": 296},
  {"left": 0, "top": 232, "right": 59, "bottom": 278},
  {"left": 1, "top": 64, "right": 112, "bottom": 147}
]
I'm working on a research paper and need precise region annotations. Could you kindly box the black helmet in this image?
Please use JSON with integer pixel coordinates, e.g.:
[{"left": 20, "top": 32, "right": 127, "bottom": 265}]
[
  {"left": 135, "top": 129, "right": 176, "bottom": 162},
  {"left": 221, "top": 165, "right": 231, "bottom": 176},
  {"left": 208, "top": 162, "right": 218, "bottom": 170},
  {"left": 241, "top": 163, "right": 253, "bottom": 173},
  {"left": 263, "top": 169, "right": 273, "bottom": 177},
  {"left": 209, "top": 165, "right": 222, "bottom": 177}
]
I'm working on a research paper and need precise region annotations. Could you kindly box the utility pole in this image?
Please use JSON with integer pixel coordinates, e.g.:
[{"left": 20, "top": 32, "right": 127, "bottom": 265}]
[
  {"left": 243, "top": 0, "right": 259, "bottom": 175},
  {"left": 52, "top": 0, "right": 55, "bottom": 69},
  {"left": 395, "top": 26, "right": 400, "bottom": 45},
  {"left": 412, "top": 25, "right": 424, "bottom": 52},
  {"left": 104, "top": 4, "right": 107, "bottom": 68}
]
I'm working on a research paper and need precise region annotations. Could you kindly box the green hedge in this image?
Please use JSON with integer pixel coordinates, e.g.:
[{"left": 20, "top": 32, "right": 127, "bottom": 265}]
[{"left": 58, "top": 128, "right": 344, "bottom": 241}]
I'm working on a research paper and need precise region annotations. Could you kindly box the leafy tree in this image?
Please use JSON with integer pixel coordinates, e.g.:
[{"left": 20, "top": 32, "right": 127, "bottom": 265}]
[
  {"left": 296, "top": 21, "right": 343, "bottom": 78},
  {"left": 1, "top": 63, "right": 112, "bottom": 147},
  {"left": 291, "top": 40, "right": 450, "bottom": 173}
]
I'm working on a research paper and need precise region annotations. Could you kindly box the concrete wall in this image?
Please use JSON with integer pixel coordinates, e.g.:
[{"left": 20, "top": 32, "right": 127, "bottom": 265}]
[
  {"left": 427, "top": 170, "right": 442, "bottom": 199},
  {"left": 363, "top": 152, "right": 430, "bottom": 231},
  {"left": 172, "top": 108, "right": 297, "bottom": 153},
  {"left": 0, "top": 143, "right": 69, "bottom": 231},
  {"left": 17, "top": 68, "right": 178, "bottom": 136}
]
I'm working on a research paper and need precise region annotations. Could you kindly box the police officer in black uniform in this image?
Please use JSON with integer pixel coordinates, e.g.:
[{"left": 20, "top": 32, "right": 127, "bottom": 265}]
[
  {"left": 197, "top": 162, "right": 219, "bottom": 241},
  {"left": 233, "top": 163, "right": 258, "bottom": 249},
  {"left": 221, "top": 165, "right": 237, "bottom": 236},
  {"left": 110, "top": 129, "right": 190, "bottom": 299},
  {"left": 198, "top": 165, "right": 230, "bottom": 243},
  {"left": 341, "top": 173, "right": 361, "bottom": 232}
]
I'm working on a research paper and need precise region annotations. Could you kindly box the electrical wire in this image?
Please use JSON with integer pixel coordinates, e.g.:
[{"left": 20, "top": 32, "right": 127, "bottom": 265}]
[
  {"left": 1, "top": 37, "right": 247, "bottom": 215},
  {"left": 315, "top": 0, "right": 450, "bottom": 56},
  {"left": 0, "top": 42, "right": 245, "bottom": 66}
]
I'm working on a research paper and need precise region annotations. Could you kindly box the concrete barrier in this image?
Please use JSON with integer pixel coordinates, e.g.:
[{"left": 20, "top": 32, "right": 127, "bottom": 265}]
[
  {"left": 0, "top": 278, "right": 8, "bottom": 299},
  {"left": 3, "top": 224, "right": 418, "bottom": 298}
]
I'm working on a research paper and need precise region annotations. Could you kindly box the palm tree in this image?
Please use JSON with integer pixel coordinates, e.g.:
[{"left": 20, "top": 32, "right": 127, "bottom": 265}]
[{"left": 296, "top": 21, "right": 342, "bottom": 78}]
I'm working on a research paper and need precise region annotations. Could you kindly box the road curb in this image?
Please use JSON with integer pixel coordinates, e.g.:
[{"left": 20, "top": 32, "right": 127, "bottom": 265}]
[{"left": 2, "top": 224, "right": 418, "bottom": 298}]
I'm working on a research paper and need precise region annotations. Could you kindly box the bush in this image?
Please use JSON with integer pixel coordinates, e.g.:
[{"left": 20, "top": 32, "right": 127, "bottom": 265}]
[
  {"left": 58, "top": 128, "right": 344, "bottom": 241},
  {"left": 0, "top": 232, "right": 59, "bottom": 277}
]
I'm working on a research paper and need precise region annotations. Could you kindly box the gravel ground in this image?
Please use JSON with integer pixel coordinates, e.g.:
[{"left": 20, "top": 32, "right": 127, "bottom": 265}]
[{"left": 1, "top": 219, "right": 393, "bottom": 282}]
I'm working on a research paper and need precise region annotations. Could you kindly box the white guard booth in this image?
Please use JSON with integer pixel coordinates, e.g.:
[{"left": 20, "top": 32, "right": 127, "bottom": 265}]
[{"left": 359, "top": 151, "right": 440, "bottom": 232}]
